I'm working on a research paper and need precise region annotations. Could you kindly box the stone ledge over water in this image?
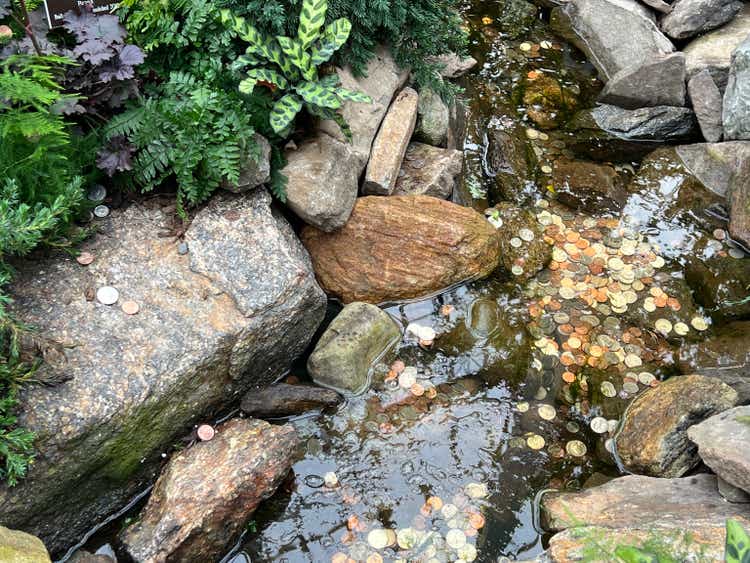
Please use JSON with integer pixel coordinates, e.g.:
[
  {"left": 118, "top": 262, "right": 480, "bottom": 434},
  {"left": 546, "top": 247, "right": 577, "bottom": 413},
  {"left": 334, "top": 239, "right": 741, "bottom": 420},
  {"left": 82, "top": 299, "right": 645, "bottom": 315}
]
[{"left": 0, "top": 190, "right": 326, "bottom": 554}]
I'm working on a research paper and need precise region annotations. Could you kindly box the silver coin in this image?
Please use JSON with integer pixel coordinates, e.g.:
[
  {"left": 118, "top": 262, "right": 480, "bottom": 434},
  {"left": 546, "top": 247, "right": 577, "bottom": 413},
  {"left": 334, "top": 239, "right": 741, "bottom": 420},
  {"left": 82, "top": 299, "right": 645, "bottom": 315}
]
[
  {"left": 94, "top": 205, "right": 110, "bottom": 218},
  {"left": 510, "top": 237, "right": 523, "bottom": 248},
  {"left": 96, "top": 286, "right": 119, "bottom": 305},
  {"left": 87, "top": 184, "right": 107, "bottom": 201},
  {"left": 519, "top": 228, "right": 535, "bottom": 242}
]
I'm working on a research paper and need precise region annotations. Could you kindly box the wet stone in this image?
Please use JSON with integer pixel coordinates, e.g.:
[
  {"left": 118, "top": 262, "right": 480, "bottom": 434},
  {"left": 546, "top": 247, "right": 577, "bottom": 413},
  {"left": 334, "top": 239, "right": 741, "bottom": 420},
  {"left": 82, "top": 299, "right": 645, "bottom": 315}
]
[
  {"left": 616, "top": 374, "right": 738, "bottom": 477},
  {"left": 661, "top": 0, "right": 743, "bottom": 40},
  {"left": 393, "top": 143, "right": 464, "bottom": 199},
  {"left": 688, "top": 70, "right": 724, "bottom": 143},
  {"left": 486, "top": 118, "right": 540, "bottom": 206},
  {"left": 552, "top": 158, "right": 627, "bottom": 213},
  {"left": 521, "top": 74, "right": 581, "bottom": 129},
  {"left": 599, "top": 53, "right": 687, "bottom": 109},
  {"left": 240, "top": 383, "right": 342, "bottom": 418},
  {"left": 0, "top": 526, "right": 51, "bottom": 563},
  {"left": 488, "top": 203, "right": 552, "bottom": 281}
]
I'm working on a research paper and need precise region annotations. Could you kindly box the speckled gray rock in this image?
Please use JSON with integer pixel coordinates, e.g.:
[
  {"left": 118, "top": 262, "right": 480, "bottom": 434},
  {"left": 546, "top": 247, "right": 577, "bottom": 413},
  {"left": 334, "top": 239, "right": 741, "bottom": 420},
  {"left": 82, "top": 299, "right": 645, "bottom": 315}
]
[
  {"left": 319, "top": 46, "right": 410, "bottom": 169},
  {"left": 283, "top": 133, "right": 361, "bottom": 232},
  {"left": 364, "top": 88, "right": 420, "bottom": 195},
  {"left": 393, "top": 143, "right": 463, "bottom": 199},
  {"left": 688, "top": 70, "right": 724, "bottom": 142},
  {"left": 660, "top": 0, "right": 743, "bottom": 40},
  {"left": 724, "top": 35, "right": 750, "bottom": 141},
  {"left": 221, "top": 133, "right": 271, "bottom": 193},
  {"left": 591, "top": 104, "right": 697, "bottom": 140},
  {"left": 120, "top": 418, "right": 298, "bottom": 562},
  {"left": 308, "top": 302, "right": 401, "bottom": 394},
  {"left": 0, "top": 190, "right": 326, "bottom": 554},
  {"left": 639, "top": 0, "right": 673, "bottom": 14},
  {"left": 415, "top": 88, "right": 450, "bottom": 147},
  {"left": 550, "top": 0, "right": 675, "bottom": 81},
  {"left": 433, "top": 52, "right": 479, "bottom": 78},
  {"left": 599, "top": 53, "right": 686, "bottom": 109},
  {"left": 684, "top": 4, "right": 750, "bottom": 88},
  {"left": 689, "top": 406, "right": 750, "bottom": 494}
]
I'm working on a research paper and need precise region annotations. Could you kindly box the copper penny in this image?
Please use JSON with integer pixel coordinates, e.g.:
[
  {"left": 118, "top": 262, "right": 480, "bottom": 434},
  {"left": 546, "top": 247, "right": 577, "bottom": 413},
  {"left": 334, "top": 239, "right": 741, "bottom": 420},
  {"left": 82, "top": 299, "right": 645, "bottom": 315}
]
[
  {"left": 76, "top": 252, "right": 95, "bottom": 266},
  {"left": 197, "top": 424, "right": 215, "bottom": 441},
  {"left": 121, "top": 300, "right": 140, "bottom": 315}
]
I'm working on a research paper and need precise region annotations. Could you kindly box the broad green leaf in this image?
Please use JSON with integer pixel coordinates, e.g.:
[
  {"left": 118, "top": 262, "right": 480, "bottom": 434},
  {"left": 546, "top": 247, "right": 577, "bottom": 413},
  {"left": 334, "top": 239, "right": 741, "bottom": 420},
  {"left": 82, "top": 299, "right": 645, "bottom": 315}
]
[
  {"left": 297, "top": 0, "right": 328, "bottom": 49},
  {"left": 270, "top": 93, "right": 303, "bottom": 134},
  {"left": 277, "top": 36, "right": 315, "bottom": 80},
  {"left": 246, "top": 68, "right": 289, "bottom": 90},
  {"left": 238, "top": 78, "right": 258, "bottom": 94},
  {"left": 335, "top": 88, "right": 372, "bottom": 104},
  {"left": 726, "top": 519, "right": 750, "bottom": 563},
  {"left": 230, "top": 54, "right": 263, "bottom": 72},
  {"left": 263, "top": 41, "right": 300, "bottom": 81},
  {"left": 310, "top": 18, "right": 352, "bottom": 65},
  {"left": 319, "top": 74, "right": 341, "bottom": 88},
  {"left": 295, "top": 82, "right": 341, "bottom": 109},
  {"left": 223, "top": 11, "right": 275, "bottom": 63},
  {"left": 613, "top": 546, "right": 659, "bottom": 563}
]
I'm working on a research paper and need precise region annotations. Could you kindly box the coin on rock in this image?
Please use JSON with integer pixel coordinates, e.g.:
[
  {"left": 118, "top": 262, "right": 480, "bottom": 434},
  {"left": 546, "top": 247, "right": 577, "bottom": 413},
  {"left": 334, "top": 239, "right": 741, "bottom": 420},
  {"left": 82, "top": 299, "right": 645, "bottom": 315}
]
[
  {"left": 446, "top": 529, "right": 467, "bottom": 549},
  {"left": 96, "top": 286, "right": 119, "bottom": 305},
  {"left": 517, "top": 401, "right": 530, "bottom": 413},
  {"left": 121, "top": 300, "right": 140, "bottom": 315},
  {"left": 76, "top": 252, "right": 95, "bottom": 266},
  {"left": 197, "top": 424, "right": 215, "bottom": 441}
]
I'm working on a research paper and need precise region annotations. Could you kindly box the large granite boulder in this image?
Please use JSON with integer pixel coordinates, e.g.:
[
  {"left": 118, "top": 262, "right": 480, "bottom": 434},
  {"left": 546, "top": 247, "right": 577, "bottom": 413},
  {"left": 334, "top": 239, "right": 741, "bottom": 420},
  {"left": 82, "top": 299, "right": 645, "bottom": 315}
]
[
  {"left": 393, "top": 143, "right": 464, "bottom": 199},
  {"left": 724, "top": 35, "right": 750, "bottom": 141},
  {"left": 683, "top": 4, "right": 750, "bottom": 89},
  {"left": 0, "top": 191, "right": 326, "bottom": 554},
  {"left": 302, "top": 196, "right": 501, "bottom": 304},
  {"left": 688, "top": 70, "right": 725, "bottom": 142},
  {"left": 544, "top": 475, "right": 750, "bottom": 561},
  {"left": 120, "top": 418, "right": 298, "bottom": 562},
  {"left": 283, "top": 133, "right": 361, "bottom": 232},
  {"left": 308, "top": 302, "right": 401, "bottom": 394},
  {"left": 598, "top": 53, "right": 686, "bottom": 109},
  {"left": 0, "top": 526, "right": 51, "bottom": 563},
  {"left": 550, "top": 0, "right": 675, "bottom": 81},
  {"left": 689, "top": 406, "right": 750, "bottom": 494},
  {"left": 678, "top": 322, "right": 750, "bottom": 403},
  {"left": 615, "top": 374, "right": 738, "bottom": 477},
  {"left": 363, "top": 87, "right": 419, "bottom": 196},
  {"left": 319, "top": 46, "right": 410, "bottom": 168},
  {"left": 660, "top": 0, "right": 743, "bottom": 40}
]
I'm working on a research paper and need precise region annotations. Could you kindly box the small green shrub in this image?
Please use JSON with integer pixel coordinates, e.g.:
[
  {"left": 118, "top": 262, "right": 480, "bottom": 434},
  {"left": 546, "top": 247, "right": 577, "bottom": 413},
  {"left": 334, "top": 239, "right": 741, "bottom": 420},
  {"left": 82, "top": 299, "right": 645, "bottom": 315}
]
[
  {"left": 221, "top": 0, "right": 372, "bottom": 138},
  {"left": 0, "top": 53, "right": 88, "bottom": 485}
]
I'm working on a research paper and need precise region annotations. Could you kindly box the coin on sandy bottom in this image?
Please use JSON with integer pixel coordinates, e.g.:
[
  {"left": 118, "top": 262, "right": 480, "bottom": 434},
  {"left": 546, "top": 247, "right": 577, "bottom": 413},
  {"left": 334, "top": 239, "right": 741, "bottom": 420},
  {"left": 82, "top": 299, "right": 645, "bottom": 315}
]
[
  {"left": 367, "top": 529, "right": 392, "bottom": 550},
  {"left": 638, "top": 372, "right": 656, "bottom": 385},
  {"left": 566, "top": 440, "right": 587, "bottom": 457},
  {"left": 397, "top": 528, "right": 419, "bottom": 549},
  {"left": 674, "top": 322, "right": 689, "bottom": 336},
  {"left": 691, "top": 316, "right": 709, "bottom": 331},
  {"left": 527, "top": 434, "right": 545, "bottom": 450},
  {"left": 446, "top": 529, "right": 467, "bottom": 549},
  {"left": 457, "top": 543, "right": 478, "bottom": 562},
  {"left": 600, "top": 381, "right": 617, "bottom": 398}
]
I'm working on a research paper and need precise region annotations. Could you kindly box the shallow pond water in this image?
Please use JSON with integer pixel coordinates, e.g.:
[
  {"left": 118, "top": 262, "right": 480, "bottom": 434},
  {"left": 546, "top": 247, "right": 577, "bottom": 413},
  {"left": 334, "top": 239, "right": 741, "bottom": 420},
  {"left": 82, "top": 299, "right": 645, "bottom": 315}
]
[{"left": 70, "top": 0, "right": 750, "bottom": 561}]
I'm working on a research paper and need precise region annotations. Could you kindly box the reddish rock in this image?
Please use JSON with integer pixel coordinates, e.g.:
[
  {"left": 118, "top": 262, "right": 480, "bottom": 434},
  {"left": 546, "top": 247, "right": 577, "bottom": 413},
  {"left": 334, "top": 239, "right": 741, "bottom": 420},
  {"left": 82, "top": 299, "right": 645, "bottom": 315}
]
[
  {"left": 119, "top": 418, "right": 298, "bottom": 562},
  {"left": 301, "top": 196, "right": 501, "bottom": 304}
]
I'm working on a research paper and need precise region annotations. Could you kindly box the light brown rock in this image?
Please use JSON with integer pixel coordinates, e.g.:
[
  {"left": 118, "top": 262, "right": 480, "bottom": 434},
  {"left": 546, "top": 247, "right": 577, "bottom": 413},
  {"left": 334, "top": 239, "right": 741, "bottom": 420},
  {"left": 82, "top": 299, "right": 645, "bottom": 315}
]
[
  {"left": 615, "top": 374, "right": 738, "bottom": 477},
  {"left": 729, "top": 154, "right": 750, "bottom": 248},
  {"left": 120, "top": 418, "right": 298, "bottom": 563},
  {"left": 0, "top": 526, "right": 51, "bottom": 563},
  {"left": 542, "top": 473, "right": 750, "bottom": 532},
  {"left": 393, "top": 143, "right": 463, "bottom": 199},
  {"left": 363, "top": 88, "right": 419, "bottom": 195},
  {"left": 301, "top": 196, "right": 501, "bottom": 304},
  {"left": 319, "top": 46, "right": 410, "bottom": 170}
]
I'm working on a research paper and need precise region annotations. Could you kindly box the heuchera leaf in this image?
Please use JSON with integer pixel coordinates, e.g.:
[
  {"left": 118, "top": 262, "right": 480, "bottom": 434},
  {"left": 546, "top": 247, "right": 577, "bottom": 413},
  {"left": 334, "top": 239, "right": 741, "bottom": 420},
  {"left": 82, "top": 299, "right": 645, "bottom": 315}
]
[
  {"left": 96, "top": 136, "right": 135, "bottom": 176},
  {"left": 63, "top": 11, "right": 126, "bottom": 45},
  {"left": 118, "top": 44, "right": 145, "bottom": 67}
]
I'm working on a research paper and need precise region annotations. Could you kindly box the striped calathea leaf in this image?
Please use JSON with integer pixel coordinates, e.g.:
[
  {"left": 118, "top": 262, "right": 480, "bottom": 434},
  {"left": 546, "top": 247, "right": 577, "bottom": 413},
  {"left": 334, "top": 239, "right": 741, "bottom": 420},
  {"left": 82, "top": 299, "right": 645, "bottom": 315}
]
[
  {"left": 310, "top": 19, "right": 352, "bottom": 65},
  {"left": 295, "top": 81, "right": 341, "bottom": 109},
  {"left": 335, "top": 88, "right": 372, "bottom": 103},
  {"left": 270, "top": 94, "right": 303, "bottom": 134},
  {"left": 246, "top": 68, "right": 289, "bottom": 90},
  {"left": 297, "top": 0, "right": 328, "bottom": 49},
  {"left": 276, "top": 36, "right": 316, "bottom": 81}
]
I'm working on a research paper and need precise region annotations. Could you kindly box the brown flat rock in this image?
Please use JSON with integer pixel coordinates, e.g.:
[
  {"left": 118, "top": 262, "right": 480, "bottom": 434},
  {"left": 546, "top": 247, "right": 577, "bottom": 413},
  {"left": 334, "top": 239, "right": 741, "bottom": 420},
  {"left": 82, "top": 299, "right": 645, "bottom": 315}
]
[{"left": 302, "top": 196, "right": 501, "bottom": 304}]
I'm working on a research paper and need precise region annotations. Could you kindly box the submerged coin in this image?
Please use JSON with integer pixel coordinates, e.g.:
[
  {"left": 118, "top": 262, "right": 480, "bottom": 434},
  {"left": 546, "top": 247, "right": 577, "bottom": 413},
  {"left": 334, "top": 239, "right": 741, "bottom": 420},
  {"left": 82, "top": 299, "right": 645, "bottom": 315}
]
[
  {"left": 510, "top": 237, "right": 523, "bottom": 248},
  {"left": 519, "top": 228, "right": 535, "bottom": 242},
  {"left": 654, "top": 318, "right": 672, "bottom": 335},
  {"left": 622, "top": 381, "right": 639, "bottom": 394},
  {"left": 397, "top": 528, "right": 418, "bottom": 549},
  {"left": 600, "top": 381, "right": 617, "bottom": 398},
  {"left": 517, "top": 401, "right": 530, "bottom": 413},
  {"left": 457, "top": 543, "right": 478, "bottom": 562},
  {"left": 87, "top": 184, "right": 107, "bottom": 201},
  {"left": 446, "top": 529, "right": 467, "bottom": 549},
  {"left": 441, "top": 503, "right": 459, "bottom": 519},
  {"left": 590, "top": 416, "right": 608, "bottom": 434},
  {"left": 690, "top": 317, "right": 709, "bottom": 331},
  {"left": 465, "top": 482, "right": 489, "bottom": 499},
  {"left": 538, "top": 404, "right": 556, "bottom": 420},
  {"left": 367, "top": 529, "right": 392, "bottom": 550},
  {"left": 638, "top": 372, "right": 656, "bottom": 385},
  {"left": 566, "top": 440, "right": 587, "bottom": 457},
  {"left": 527, "top": 434, "right": 545, "bottom": 450},
  {"left": 674, "top": 322, "right": 689, "bottom": 336}
]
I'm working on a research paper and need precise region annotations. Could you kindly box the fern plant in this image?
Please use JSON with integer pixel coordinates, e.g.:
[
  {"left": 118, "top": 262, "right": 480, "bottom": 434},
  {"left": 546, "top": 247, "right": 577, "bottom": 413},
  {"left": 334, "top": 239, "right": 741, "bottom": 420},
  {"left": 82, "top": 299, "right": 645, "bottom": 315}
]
[{"left": 221, "top": 0, "right": 372, "bottom": 138}]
